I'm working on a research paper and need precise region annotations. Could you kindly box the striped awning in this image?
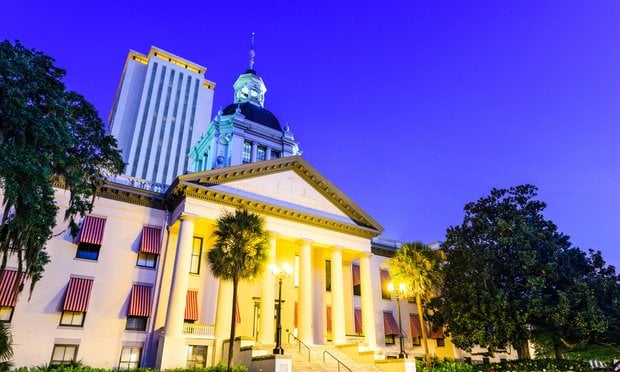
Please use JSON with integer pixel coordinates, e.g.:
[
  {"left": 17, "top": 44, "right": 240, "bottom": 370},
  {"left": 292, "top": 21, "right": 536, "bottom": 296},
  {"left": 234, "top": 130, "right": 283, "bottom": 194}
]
[
  {"left": 75, "top": 216, "right": 106, "bottom": 245},
  {"left": 326, "top": 306, "right": 332, "bottom": 332},
  {"left": 128, "top": 284, "right": 152, "bottom": 317},
  {"left": 0, "top": 270, "right": 25, "bottom": 307},
  {"left": 63, "top": 277, "right": 94, "bottom": 312},
  {"left": 354, "top": 308, "right": 363, "bottom": 334},
  {"left": 409, "top": 314, "right": 422, "bottom": 337},
  {"left": 352, "top": 264, "right": 360, "bottom": 286},
  {"left": 185, "top": 290, "right": 198, "bottom": 321},
  {"left": 429, "top": 322, "right": 444, "bottom": 339},
  {"left": 140, "top": 226, "right": 162, "bottom": 254},
  {"left": 383, "top": 311, "right": 401, "bottom": 336}
]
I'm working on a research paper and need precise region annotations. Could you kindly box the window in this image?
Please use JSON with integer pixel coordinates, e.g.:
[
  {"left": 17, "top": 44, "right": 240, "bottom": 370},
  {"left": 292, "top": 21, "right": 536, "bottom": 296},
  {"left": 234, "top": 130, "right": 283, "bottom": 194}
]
[
  {"left": 0, "top": 269, "right": 24, "bottom": 323},
  {"left": 60, "top": 310, "right": 85, "bottom": 327},
  {"left": 483, "top": 357, "right": 490, "bottom": 364},
  {"left": 257, "top": 146, "right": 266, "bottom": 161},
  {"left": 380, "top": 270, "right": 391, "bottom": 299},
  {"left": 412, "top": 336, "right": 421, "bottom": 346},
  {"left": 73, "top": 216, "right": 106, "bottom": 261},
  {"left": 242, "top": 142, "right": 252, "bottom": 163},
  {"left": 0, "top": 306, "right": 13, "bottom": 323},
  {"left": 119, "top": 346, "right": 142, "bottom": 370},
  {"left": 189, "top": 237, "right": 202, "bottom": 274},
  {"left": 137, "top": 252, "right": 157, "bottom": 268},
  {"left": 76, "top": 243, "right": 101, "bottom": 260},
  {"left": 50, "top": 344, "right": 78, "bottom": 366},
  {"left": 352, "top": 264, "right": 360, "bottom": 296},
  {"left": 409, "top": 314, "right": 422, "bottom": 346},
  {"left": 187, "top": 345, "right": 207, "bottom": 369},
  {"left": 354, "top": 308, "right": 362, "bottom": 335},
  {"left": 61, "top": 277, "right": 93, "bottom": 328},
  {"left": 436, "top": 338, "right": 445, "bottom": 347},
  {"left": 185, "top": 290, "right": 199, "bottom": 322},
  {"left": 137, "top": 226, "right": 161, "bottom": 268},
  {"left": 271, "top": 150, "right": 280, "bottom": 159},
  {"left": 383, "top": 311, "right": 400, "bottom": 346},
  {"left": 325, "top": 260, "right": 331, "bottom": 292},
  {"left": 126, "top": 284, "right": 152, "bottom": 331},
  {"left": 126, "top": 316, "right": 148, "bottom": 331}
]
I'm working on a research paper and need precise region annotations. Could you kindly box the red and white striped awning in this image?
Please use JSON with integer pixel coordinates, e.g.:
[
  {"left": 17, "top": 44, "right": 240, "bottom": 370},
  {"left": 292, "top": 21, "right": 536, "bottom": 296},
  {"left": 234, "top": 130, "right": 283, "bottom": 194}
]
[
  {"left": 75, "top": 216, "right": 106, "bottom": 245},
  {"left": 429, "top": 322, "right": 444, "bottom": 339},
  {"left": 326, "top": 306, "right": 332, "bottom": 332},
  {"left": 140, "top": 226, "right": 162, "bottom": 254},
  {"left": 128, "top": 284, "right": 152, "bottom": 317},
  {"left": 409, "top": 314, "right": 422, "bottom": 337},
  {"left": 0, "top": 270, "right": 24, "bottom": 307},
  {"left": 63, "top": 277, "right": 94, "bottom": 312},
  {"left": 185, "top": 290, "right": 198, "bottom": 321},
  {"left": 352, "top": 264, "right": 360, "bottom": 286},
  {"left": 383, "top": 311, "right": 401, "bottom": 336},
  {"left": 354, "top": 308, "right": 363, "bottom": 334}
]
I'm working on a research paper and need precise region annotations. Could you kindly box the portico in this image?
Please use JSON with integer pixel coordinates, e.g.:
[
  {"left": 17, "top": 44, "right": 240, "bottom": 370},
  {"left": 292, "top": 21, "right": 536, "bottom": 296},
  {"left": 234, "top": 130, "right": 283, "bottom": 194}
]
[{"left": 154, "top": 156, "right": 383, "bottom": 368}]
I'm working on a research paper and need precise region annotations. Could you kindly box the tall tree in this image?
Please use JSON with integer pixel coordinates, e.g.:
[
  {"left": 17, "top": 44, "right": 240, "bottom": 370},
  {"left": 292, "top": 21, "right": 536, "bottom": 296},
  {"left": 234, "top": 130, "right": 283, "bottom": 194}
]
[
  {"left": 388, "top": 241, "right": 445, "bottom": 371},
  {"left": 207, "top": 208, "right": 270, "bottom": 372},
  {"left": 0, "top": 39, "right": 124, "bottom": 295},
  {"left": 432, "top": 185, "right": 612, "bottom": 359}
]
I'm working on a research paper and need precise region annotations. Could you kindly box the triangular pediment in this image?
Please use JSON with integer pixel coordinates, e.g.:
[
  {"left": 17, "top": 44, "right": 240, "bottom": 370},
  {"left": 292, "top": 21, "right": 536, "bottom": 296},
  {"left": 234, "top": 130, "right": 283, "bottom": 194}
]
[
  {"left": 172, "top": 156, "right": 383, "bottom": 236},
  {"left": 211, "top": 170, "right": 353, "bottom": 223}
]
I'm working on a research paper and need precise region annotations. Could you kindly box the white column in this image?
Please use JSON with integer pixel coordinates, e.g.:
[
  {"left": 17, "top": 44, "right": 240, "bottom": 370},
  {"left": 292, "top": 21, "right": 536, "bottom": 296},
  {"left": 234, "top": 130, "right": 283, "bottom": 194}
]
[
  {"left": 266, "top": 147, "right": 272, "bottom": 160},
  {"left": 259, "top": 234, "right": 277, "bottom": 345},
  {"left": 251, "top": 142, "right": 258, "bottom": 162},
  {"left": 159, "top": 214, "right": 197, "bottom": 369},
  {"left": 298, "top": 239, "right": 313, "bottom": 344},
  {"left": 331, "top": 247, "right": 346, "bottom": 345},
  {"left": 164, "top": 214, "right": 196, "bottom": 338},
  {"left": 360, "top": 254, "right": 377, "bottom": 349}
]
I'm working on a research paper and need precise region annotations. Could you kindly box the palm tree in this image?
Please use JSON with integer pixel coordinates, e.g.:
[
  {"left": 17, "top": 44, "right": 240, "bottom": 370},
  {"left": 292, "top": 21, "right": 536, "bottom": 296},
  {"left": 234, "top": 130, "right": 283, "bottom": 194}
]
[
  {"left": 207, "top": 208, "right": 270, "bottom": 372},
  {"left": 0, "top": 322, "right": 13, "bottom": 370},
  {"left": 387, "top": 242, "right": 445, "bottom": 372}
]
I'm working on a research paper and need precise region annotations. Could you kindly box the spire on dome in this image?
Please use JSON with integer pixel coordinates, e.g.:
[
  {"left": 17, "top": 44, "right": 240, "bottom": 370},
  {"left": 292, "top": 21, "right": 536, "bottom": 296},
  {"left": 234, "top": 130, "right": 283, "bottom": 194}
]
[{"left": 249, "top": 32, "right": 256, "bottom": 71}]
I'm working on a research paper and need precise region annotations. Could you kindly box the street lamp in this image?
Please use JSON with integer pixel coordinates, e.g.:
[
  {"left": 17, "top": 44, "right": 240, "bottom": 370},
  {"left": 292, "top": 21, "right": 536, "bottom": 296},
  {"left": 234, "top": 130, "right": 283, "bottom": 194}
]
[
  {"left": 388, "top": 282, "right": 408, "bottom": 359},
  {"left": 269, "top": 263, "right": 292, "bottom": 355}
]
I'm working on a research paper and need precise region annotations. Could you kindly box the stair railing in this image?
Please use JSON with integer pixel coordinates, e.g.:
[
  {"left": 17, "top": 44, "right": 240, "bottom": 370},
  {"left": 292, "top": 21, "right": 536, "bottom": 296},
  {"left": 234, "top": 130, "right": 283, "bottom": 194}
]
[
  {"left": 323, "top": 350, "right": 352, "bottom": 372},
  {"left": 286, "top": 330, "right": 310, "bottom": 361}
]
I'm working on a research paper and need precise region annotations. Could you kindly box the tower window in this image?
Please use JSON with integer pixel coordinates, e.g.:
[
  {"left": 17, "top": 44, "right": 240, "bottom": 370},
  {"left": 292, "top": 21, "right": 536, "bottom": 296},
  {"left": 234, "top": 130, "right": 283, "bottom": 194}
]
[
  {"left": 257, "top": 146, "right": 266, "bottom": 161},
  {"left": 242, "top": 142, "right": 251, "bottom": 164}
]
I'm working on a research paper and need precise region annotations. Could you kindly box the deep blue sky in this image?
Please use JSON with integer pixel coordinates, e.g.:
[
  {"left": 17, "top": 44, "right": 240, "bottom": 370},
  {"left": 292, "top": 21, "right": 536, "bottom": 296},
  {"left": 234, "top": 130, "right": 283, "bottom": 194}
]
[{"left": 2, "top": 1, "right": 619, "bottom": 268}]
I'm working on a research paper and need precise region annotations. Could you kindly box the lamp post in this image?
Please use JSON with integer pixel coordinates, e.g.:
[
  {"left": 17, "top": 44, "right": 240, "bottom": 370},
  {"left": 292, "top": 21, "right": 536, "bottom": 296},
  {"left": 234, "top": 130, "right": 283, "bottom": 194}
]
[
  {"left": 270, "top": 263, "right": 292, "bottom": 355},
  {"left": 388, "top": 282, "right": 408, "bottom": 359}
]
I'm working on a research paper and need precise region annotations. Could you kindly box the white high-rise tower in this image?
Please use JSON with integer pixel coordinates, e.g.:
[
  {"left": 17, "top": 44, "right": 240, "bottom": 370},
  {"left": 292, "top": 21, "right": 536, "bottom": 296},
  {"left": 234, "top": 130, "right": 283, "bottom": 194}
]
[{"left": 109, "top": 46, "right": 215, "bottom": 185}]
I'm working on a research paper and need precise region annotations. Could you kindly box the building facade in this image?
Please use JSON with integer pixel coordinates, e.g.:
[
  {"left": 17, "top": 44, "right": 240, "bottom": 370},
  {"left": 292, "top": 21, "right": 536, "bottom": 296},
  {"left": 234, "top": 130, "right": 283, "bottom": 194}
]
[
  {"left": 1, "top": 46, "right": 516, "bottom": 369},
  {"left": 109, "top": 47, "right": 216, "bottom": 186}
]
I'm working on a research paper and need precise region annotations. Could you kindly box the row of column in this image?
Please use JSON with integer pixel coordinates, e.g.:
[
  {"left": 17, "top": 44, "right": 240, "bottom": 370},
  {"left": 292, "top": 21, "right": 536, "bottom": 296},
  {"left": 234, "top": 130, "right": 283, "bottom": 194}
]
[
  {"left": 163, "top": 216, "right": 378, "bottom": 357},
  {"left": 258, "top": 238, "right": 377, "bottom": 349}
]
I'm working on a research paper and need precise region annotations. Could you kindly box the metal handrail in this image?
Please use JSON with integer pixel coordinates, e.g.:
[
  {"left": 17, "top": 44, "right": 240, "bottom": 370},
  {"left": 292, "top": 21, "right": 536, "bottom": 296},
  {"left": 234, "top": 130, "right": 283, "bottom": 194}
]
[
  {"left": 286, "top": 330, "right": 310, "bottom": 361},
  {"left": 323, "top": 350, "right": 352, "bottom": 372}
]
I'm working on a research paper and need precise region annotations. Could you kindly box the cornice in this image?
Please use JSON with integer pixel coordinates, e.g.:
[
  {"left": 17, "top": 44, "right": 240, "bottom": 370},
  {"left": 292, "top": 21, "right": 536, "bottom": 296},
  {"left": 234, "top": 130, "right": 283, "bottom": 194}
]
[{"left": 53, "top": 177, "right": 167, "bottom": 210}]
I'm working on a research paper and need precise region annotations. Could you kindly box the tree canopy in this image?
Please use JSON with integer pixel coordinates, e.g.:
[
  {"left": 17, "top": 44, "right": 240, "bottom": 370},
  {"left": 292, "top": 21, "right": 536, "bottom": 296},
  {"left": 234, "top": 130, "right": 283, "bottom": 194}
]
[
  {"left": 431, "top": 184, "right": 620, "bottom": 359},
  {"left": 207, "top": 208, "right": 270, "bottom": 371},
  {"left": 0, "top": 40, "right": 125, "bottom": 294}
]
